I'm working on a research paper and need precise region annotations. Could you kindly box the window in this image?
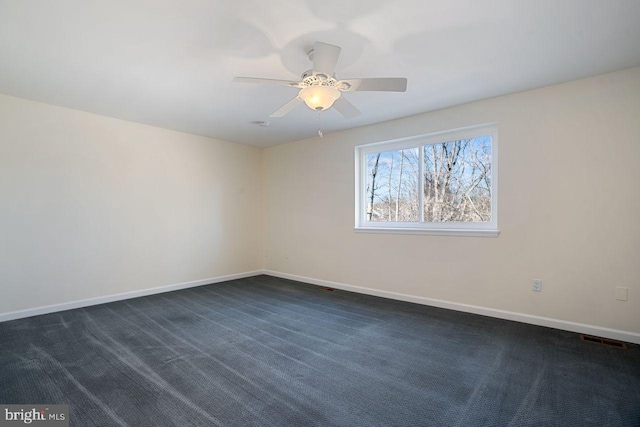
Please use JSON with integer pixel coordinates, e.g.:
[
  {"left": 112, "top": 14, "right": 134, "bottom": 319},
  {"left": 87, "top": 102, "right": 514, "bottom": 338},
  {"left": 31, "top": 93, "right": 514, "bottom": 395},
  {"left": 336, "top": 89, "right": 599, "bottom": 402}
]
[{"left": 355, "top": 124, "right": 498, "bottom": 237}]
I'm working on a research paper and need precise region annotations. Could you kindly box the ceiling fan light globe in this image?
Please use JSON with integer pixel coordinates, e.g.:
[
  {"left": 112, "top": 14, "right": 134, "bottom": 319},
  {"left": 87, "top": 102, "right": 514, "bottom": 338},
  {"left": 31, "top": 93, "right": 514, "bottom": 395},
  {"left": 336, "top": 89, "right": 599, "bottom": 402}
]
[{"left": 299, "top": 86, "right": 341, "bottom": 112}]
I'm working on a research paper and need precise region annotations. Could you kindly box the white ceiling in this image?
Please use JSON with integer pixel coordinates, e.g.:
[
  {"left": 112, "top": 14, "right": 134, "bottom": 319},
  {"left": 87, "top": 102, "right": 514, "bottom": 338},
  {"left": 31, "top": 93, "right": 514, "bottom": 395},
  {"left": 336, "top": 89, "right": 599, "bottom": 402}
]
[{"left": 1, "top": 0, "right": 639, "bottom": 147}]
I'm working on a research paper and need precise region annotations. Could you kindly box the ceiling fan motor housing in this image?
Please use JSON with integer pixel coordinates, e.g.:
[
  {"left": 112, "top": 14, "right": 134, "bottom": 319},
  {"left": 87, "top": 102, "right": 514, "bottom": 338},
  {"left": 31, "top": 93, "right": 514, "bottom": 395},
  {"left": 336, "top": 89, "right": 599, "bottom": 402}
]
[{"left": 300, "top": 70, "right": 352, "bottom": 91}]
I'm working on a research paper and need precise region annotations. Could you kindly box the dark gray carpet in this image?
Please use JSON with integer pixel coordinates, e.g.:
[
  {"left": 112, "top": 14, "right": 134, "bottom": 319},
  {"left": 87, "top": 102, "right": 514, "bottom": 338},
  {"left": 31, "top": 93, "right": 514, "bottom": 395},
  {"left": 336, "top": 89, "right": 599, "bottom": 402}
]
[{"left": 1, "top": 275, "right": 639, "bottom": 426}]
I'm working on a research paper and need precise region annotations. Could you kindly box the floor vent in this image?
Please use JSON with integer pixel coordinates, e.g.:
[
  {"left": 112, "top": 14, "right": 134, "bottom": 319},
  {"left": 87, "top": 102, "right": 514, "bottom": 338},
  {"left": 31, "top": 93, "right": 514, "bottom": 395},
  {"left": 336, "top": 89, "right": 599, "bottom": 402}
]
[
  {"left": 318, "top": 287, "right": 335, "bottom": 292},
  {"left": 580, "top": 334, "right": 627, "bottom": 349}
]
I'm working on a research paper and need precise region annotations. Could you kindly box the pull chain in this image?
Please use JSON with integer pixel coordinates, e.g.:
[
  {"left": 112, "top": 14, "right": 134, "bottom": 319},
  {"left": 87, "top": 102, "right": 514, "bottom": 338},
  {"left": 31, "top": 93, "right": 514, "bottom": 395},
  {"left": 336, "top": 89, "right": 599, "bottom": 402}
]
[{"left": 317, "top": 111, "right": 323, "bottom": 138}]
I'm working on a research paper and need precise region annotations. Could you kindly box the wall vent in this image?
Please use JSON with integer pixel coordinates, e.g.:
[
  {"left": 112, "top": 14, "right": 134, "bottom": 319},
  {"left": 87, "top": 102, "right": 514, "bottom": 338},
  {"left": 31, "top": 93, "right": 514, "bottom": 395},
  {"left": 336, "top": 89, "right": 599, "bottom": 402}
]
[
  {"left": 580, "top": 334, "right": 627, "bottom": 349},
  {"left": 318, "top": 287, "right": 335, "bottom": 292}
]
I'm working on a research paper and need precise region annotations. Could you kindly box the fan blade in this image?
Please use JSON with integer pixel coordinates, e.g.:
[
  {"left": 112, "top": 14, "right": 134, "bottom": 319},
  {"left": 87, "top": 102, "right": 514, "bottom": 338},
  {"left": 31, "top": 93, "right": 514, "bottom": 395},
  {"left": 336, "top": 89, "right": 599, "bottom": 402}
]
[
  {"left": 337, "top": 77, "right": 407, "bottom": 92},
  {"left": 333, "top": 97, "right": 361, "bottom": 119},
  {"left": 312, "top": 42, "right": 341, "bottom": 77},
  {"left": 270, "top": 97, "right": 303, "bottom": 117},
  {"left": 233, "top": 77, "right": 302, "bottom": 88}
]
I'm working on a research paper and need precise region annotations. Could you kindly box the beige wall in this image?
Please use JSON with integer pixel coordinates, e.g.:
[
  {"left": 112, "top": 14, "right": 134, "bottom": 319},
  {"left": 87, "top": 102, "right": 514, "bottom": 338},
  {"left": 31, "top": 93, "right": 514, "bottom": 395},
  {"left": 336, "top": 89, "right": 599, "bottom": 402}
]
[
  {"left": 263, "top": 67, "right": 640, "bottom": 334},
  {"left": 0, "top": 94, "right": 262, "bottom": 315}
]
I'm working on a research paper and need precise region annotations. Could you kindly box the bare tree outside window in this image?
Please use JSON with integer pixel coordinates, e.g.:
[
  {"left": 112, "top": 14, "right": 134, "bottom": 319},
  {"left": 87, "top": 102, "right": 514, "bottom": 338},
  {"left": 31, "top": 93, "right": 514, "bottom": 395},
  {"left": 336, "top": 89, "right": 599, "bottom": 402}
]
[
  {"left": 423, "top": 137, "right": 492, "bottom": 222},
  {"left": 364, "top": 136, "right": 492, "bottom": 224},
  {"left": 366, "top": 148, "right": 420, "bottom": 222}
]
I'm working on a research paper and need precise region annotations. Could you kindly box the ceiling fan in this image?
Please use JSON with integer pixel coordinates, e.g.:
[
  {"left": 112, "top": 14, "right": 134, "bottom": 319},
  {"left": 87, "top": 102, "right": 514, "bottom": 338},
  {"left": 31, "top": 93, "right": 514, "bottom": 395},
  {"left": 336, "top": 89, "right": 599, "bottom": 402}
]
[{"left": 233, "top": 41, "right": 408, "bottom": 120}]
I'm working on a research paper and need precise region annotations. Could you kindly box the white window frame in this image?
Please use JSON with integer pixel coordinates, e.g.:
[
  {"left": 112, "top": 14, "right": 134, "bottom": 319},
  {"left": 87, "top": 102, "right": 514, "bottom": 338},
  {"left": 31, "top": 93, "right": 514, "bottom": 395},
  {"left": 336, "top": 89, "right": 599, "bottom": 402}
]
[{"left": 354, "top": 123, "right": 499, "bottom": 237}]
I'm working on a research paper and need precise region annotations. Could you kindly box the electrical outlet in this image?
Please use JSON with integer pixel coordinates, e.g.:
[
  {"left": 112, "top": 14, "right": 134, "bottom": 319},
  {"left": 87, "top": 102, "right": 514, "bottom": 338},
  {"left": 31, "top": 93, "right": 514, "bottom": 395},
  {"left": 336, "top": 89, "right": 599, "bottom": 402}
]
[
  {"left": 264, "top": 249, "right": 269, "bottom": 258},
  {"left": 532, "top": 279, "right": 542, "bottom": 292},
  {"left": 285, "top": 250, "right": 290, "bottom": 260}
]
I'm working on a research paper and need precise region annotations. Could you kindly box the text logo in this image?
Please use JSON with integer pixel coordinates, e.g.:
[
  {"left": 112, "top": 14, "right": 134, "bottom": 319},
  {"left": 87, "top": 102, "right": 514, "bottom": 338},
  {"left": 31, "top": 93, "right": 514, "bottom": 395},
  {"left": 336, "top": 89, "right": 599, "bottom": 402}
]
[{"left": 0, "top": 405, "right": 68, "bottom": 427}]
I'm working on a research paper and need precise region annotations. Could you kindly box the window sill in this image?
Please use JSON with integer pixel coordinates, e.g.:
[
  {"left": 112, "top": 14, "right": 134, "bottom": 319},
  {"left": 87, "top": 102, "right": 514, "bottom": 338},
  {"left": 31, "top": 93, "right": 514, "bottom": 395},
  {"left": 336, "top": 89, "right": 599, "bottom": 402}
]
[{"left": 354, "top": 227, "right": 500, "bottom": 237}]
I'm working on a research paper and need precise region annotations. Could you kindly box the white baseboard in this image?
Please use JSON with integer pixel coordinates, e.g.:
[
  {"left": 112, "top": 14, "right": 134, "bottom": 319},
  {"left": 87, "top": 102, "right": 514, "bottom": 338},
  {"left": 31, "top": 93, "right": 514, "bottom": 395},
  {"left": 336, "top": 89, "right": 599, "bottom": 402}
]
[
  {"left": 4, "top": 269, "right": 638, "bottom": 345},
  {"left": 0, "top": 270, "right": 264, "bottom": 323},
  {"left": 263, "top": 270, "right": 640, "bottom": 345}
]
